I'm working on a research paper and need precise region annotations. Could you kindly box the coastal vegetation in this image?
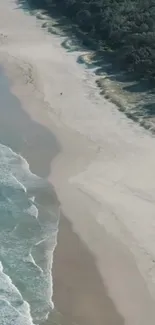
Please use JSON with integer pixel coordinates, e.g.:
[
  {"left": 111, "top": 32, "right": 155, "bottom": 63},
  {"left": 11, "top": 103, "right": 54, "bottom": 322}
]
[{"left": 30, "top": 0, "right": 155, "bottom": 84}]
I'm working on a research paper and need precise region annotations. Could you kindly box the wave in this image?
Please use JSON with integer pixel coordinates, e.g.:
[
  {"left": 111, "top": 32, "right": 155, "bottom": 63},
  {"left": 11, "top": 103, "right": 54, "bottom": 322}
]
[
  {"left": 0, "top": 144, "right": 60, "bottom": 324},
  {"left": 0, "top": 261, "right": 34, "bottom": 325}
]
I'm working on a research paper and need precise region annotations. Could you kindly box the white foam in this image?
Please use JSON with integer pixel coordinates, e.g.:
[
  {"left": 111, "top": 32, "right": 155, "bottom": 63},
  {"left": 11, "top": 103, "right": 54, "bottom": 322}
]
[
  {"left": 0, "top": 144, "right": 59, "bottom": 324},
  {"left": 0, "top": 261, "right": 34, "bottom": 325},
  {"left": 24, "top": 202, "right": 38, "bottom": 219}
]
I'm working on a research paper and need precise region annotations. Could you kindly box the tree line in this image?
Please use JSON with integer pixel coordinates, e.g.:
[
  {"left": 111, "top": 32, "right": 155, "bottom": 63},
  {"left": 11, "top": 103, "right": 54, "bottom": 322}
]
[{"left": 33, "top": 0, "right": 155, "bottom": 83}]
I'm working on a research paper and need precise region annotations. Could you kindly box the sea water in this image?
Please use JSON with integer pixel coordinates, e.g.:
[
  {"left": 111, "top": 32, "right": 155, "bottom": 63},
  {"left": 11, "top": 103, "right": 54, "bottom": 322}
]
[{"left": 0, "top": 143, "right": 59, "bottom": 325}]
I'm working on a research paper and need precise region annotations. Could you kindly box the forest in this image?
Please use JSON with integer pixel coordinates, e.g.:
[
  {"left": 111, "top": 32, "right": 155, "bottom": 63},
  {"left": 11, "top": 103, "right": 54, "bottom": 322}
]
[{"left": 32, "top": 0, "right": 155, "bottom": 83}]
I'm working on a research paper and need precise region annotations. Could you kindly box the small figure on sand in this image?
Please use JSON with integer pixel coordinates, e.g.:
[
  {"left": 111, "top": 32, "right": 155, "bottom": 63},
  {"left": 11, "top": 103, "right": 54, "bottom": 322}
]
[{"left": 60, "top": 92, "right": 63, "bottom": 95}]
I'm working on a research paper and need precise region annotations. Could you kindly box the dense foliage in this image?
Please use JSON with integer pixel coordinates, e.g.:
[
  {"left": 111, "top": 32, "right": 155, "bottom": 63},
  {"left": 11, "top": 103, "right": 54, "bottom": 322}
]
[{"left": 35, "top": 0, "right": 155, "bottom": 82}]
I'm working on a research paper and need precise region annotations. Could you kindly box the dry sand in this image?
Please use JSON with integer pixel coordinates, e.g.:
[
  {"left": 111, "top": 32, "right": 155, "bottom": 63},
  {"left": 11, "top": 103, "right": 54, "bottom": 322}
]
[{"left": 1, "top": 0, "right": 155, "bottom": 324}]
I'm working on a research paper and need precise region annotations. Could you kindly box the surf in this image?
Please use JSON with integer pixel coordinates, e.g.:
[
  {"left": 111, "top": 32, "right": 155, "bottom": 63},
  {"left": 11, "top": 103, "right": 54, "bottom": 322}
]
[{"left": 0, "top": 143, "right": 59, "bottom": 324}]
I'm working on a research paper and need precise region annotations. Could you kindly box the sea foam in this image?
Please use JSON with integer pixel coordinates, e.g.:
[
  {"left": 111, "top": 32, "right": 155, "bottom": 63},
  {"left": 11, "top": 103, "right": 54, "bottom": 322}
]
[{"left": 0, "top": 144, "right": 59, "bottom": 324}]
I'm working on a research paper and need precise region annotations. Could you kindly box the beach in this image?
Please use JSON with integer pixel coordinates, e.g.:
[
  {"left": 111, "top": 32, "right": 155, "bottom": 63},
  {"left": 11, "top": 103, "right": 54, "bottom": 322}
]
[
  {"left": 0, "top": 0, "right": 155, "bottom": 324},
  {"left": 0, "top": 65, "right": 123, "bottom": 325}
]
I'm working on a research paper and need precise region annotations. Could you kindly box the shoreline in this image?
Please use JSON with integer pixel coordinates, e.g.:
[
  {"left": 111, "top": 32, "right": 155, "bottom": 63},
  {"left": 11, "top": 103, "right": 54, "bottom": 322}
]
[
  {"left": 3, "top": 52, "right": 155, "bottom": 325},
  {"left": 1, "top": 0, "right": 155, "bottom": 324},
  {"left": 0, "top": 64, "right": 124, "bottom": 325}
]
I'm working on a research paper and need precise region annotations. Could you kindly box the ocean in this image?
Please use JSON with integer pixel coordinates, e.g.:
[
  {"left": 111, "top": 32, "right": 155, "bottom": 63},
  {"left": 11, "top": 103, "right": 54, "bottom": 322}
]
[{"left": 0, "top": 68, "right": 60, "bottom": 324}]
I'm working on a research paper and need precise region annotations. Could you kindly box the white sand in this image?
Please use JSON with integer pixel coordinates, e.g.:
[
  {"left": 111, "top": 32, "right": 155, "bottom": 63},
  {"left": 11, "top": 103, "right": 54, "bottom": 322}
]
[{"left": 1, "top": 0, "right": 155, "bottom": 324}]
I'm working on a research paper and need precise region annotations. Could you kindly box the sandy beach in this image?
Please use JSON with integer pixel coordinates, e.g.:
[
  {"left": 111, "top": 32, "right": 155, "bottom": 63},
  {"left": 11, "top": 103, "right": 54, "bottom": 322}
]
[
  {"left": 1, "top": 0, "right": 155, "bottom": 324},
  {"left": 0, "top": 64, "right": 123, "bottom": 325}
]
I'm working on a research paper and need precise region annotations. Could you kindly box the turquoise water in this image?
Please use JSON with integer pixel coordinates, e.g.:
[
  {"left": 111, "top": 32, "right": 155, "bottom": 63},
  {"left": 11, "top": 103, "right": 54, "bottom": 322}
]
[{"left": 0, "top": 69, "right": 60, "bottom": 324}]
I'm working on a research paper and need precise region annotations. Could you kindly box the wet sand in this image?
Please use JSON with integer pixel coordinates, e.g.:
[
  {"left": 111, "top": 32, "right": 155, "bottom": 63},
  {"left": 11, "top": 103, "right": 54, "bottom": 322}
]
[
  {"left": 0, "top": 66, "right": 123, "bottom": 325},
  {"left": 0, "top": 67, "right": 60, "bottom": 177},
  {"left": 52, "top": 213, "right": 124, "bottom": 325}
]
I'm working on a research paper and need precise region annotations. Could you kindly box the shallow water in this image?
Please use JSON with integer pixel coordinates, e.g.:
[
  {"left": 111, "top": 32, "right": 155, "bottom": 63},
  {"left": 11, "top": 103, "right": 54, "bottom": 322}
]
[{"left": 0, "top": 68, "right": 60, "bottom": 325}]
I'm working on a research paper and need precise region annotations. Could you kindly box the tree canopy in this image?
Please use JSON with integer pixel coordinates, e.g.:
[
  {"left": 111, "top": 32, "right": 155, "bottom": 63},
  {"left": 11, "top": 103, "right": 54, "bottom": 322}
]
[{"left": 34, "top": 0, "right": 155, "bottom": 83}]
